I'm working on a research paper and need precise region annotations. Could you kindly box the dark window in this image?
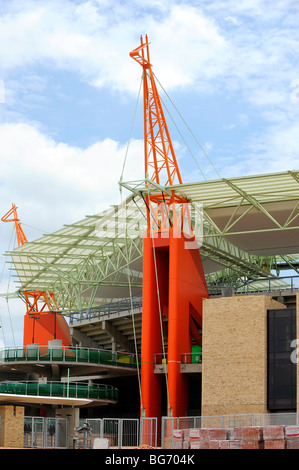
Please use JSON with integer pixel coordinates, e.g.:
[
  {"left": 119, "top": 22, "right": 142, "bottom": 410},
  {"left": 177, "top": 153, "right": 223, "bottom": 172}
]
[{"left": 267, "top": 308, "right": 297, "bottom": 411}]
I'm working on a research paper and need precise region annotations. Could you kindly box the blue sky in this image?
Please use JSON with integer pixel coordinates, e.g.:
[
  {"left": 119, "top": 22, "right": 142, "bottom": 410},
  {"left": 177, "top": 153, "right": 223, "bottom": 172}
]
[{"left": 0, "top": 0, "right": 298, "bottom": 346}]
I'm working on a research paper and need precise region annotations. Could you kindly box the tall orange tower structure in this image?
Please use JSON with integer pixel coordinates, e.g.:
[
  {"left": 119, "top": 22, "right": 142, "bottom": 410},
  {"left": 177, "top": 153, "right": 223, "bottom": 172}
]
[
  {"left": 130, "top": 36, "right": 209, "bottom": 422},
  {"left": 1, "top": 204, "right": 71, "bottom": 347}
]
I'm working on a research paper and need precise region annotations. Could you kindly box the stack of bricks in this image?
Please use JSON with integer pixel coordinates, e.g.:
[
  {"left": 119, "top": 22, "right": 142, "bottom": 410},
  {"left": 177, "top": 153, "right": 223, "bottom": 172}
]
[
  {"left": 171, "top": 424, "right": 299, "bottom": 449},
  {"left": 232, "top": 426, "right": 263, "bottom": 449},
  {"left": 262, "top": 425, "right": 285, "bottom": 449},
  {"left": 285, "top": 426, "right": 299, "bottom": 449},
  {"left": 173, "top": 427, "right": 241, "bottom": 449},
  {"left": 189, "top": 428, "right": 229, "bottom": 449}
]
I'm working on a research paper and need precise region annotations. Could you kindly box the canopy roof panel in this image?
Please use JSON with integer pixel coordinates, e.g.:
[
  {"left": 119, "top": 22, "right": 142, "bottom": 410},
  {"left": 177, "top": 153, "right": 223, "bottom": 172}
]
[{"left": 6, "top": 170, "right": 299, "bottom": 312}]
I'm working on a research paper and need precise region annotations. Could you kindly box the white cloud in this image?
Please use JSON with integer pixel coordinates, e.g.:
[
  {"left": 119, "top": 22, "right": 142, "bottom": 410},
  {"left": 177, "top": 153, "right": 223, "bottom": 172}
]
[
  {"left": 218, "top": 120, "right": 299, "bottom": 179},
  {"left": 0, "top": 1, "right": 297, "bottom": 196},
  {"left": 0, "top": 122, "right": 144, "bottom": 234},
  {"left": 0, "top": 118, "right": 144, "bottom": 347},
  {"left": 0, "top": 0, "right": 298, "bottom": 348},
  {"left": 0, "top": 1, "right": 229, "bottom": 93},
  {"left": 0, "top": 0, "right": 297, "bottom": 109}
]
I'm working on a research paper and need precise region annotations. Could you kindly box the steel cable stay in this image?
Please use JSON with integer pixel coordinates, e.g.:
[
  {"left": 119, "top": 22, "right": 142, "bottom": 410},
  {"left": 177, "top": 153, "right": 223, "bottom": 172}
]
[
  {"left": 119, "top": 67, "right": 221, "bottom": 189},
  {"left": 6, "top": 228, "right": 17, "bottom": 348},
  {"left": 0, "top": 225, "right": 18, "bottom": 348},
  {"left": 119, "top": 74, "right": 143, "bottom": 198},
  {"left": 148, "top": 188, "right": 171, "bottom": 416},
  {"left": 21, "top": 222, "right": 50, "bottom": 234},
  {"left": 123, "top": 226, "right": 143, "bottom": 413},
  {"left": 153, "top": 70, "right": 222, "bottom": 181},
  {"left": 119, "top": 83, "right": 145, "bottom": 413},
  {"left": 0, "top": 224, "right": 16, "bottom": 347},
  {"left": 119, "top": 69, "right": 217, "bottom": 186},
  {"left": 119, "top": 93, "right": 171, "bottom": 417},
  {"left": 119, "top": 83, "right": 171, "bottom": 418}
]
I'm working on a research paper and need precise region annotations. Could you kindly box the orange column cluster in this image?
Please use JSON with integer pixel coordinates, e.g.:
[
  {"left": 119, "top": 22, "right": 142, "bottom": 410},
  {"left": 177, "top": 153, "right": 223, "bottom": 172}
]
[{"left": 141, "top": 229, "right": 208, "bottom": 422}]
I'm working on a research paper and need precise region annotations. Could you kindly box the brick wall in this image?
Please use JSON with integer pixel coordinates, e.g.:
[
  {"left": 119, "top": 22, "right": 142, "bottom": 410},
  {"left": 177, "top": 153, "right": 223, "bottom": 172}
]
[
  {"left": 202, "top": 295, "right": 285, "bottom": 416},
  {"left": 0, "top": 405, "right": 25, "bottom": 448}
]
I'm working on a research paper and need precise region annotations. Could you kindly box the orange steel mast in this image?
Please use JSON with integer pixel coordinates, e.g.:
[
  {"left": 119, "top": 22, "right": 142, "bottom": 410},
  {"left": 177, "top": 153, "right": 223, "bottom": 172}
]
[
  {"left": 1, "top": 203, "right": 28, "bottom": 247},
  {"left": 1, "top": 204, "right": 71, "bottom": 347},
  {"left": 130, "top": 36, "right": 209, "bottom": 426}
]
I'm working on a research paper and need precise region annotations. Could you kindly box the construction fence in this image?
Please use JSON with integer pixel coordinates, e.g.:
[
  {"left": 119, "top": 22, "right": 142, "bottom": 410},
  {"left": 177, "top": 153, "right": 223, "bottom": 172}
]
[
  {"left": 82, "top": 417, "right": 158, "bottom": 448},
  {"left": 24, "top": 416, "right": 69, "bottom": 448},
  {"left": 22, "top": 412, "right": 299, "bottom": 448},
  {"left": 161, "top": 412, "right": 299, "bottom": 448}
]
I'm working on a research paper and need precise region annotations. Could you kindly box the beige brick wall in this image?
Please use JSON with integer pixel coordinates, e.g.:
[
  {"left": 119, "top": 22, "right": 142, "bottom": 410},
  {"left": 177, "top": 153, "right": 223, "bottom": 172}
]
[
  {"left": 0, "top": 405, "right": 25, "bottom": 448},
  {"left": 201, "top": 295, "right": 285, "bottom": 417}
]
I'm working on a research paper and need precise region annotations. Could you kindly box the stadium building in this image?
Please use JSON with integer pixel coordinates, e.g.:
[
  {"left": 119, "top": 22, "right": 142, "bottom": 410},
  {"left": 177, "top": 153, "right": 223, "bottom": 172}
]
[{"left": 0, "top": 36, "right": 298, "bottom": 449}]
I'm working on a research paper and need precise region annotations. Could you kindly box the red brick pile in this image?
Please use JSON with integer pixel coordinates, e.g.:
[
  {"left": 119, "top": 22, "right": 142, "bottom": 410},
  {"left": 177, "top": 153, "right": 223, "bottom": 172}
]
[{"left": 172, "top": 425, "right": 299, "bottom": 449}]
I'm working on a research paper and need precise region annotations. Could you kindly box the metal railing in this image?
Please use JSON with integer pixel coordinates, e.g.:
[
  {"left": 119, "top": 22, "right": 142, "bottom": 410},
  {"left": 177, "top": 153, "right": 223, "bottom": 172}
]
[
  {"left": 83, "top": 418, "right": 140, "bottom": 448},
  {"left": 207, "top": 275, "right": 299, "bottom": 296},
  {"left": 181, "top": 352, "right": 202, "bottom": 364},
  {"left": 0, "top": 380, "right": 118, "bottom": 402},
  {"left": 0, "top": 346, "right": 139, "bottom": 369},
  {"left": 70, "top": 296, "right": 142, "bottom": 323},
  {"left": 24, "top": 417, "right": 69, "bottom": 448},
  {"left": 154, "top": 353, "right": 168, "bottom": 365},
  {"left": 23, "top": 416, "right": 156, "bottom": 449},
  {"left": 154, "top": 352, "right": 202, "bottom": 365},
  {"left": 81, "top": 417, "right": 157, "bottom": 449},
  {"left": 69, "top": 275, "right": 299, "bottom": 325},
  {"left": 20, "top": 413, "right": 299, "bottom": 449}
]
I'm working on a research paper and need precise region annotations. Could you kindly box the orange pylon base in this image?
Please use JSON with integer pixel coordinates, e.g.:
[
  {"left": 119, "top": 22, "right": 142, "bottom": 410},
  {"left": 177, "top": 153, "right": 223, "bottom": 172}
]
[
  {"left": 23, "top": 312, "right": 71, "bottom": 347},
  {"left": 141, "top": 229, "right": 208, "bottom": 426}
]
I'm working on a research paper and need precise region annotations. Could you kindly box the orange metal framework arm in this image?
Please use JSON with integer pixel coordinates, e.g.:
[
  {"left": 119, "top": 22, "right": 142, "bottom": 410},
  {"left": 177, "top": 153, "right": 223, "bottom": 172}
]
[
  {"left": 1, "top": 204, "right": 71, "bottom": 347},
  {"left": 130, "top": 35, "right": 183, "bottom": 187},
  {"left": 1, "top": 203, "right": 28, "bottom": 246}
]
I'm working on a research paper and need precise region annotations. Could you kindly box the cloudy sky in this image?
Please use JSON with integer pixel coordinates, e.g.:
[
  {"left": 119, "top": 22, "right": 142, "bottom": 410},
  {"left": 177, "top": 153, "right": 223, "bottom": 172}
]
[{"left": 0, "top": 0, "right": 298, "bottom": 346}]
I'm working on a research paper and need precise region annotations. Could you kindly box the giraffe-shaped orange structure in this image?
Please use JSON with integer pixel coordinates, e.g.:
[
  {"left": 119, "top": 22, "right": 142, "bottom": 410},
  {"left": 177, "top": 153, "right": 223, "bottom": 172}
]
[
  {"left": 2, "top": 204, "right": 71, "bottom": 347},
  {"left": 130, "top": 36, "right": 209, "bottom": 426}
]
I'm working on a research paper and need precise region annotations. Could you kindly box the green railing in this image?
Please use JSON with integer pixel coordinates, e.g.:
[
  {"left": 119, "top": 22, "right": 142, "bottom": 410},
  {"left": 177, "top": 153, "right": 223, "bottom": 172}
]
[
  {"left": 0, "top": 381, "right": 118, "bottom": 401},
  {"left": 154, "top": 352, "right": 202, "bottom": 365},
  {"left": 0, "top": 347, "right": 139, "bottom": 369}
]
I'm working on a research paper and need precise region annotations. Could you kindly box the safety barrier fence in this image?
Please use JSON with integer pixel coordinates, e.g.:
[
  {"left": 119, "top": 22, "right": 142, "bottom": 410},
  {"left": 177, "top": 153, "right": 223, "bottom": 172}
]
[
  {"left": 81, "top": 417, "right": 158, "bottom": 449},
  {"left": 0, "top": 346, "right": 139, "bottom": 369},
  {"left": 22, "top": 416, "right": 158, "bottom": 449},
  {"left": 24, "top": 417, "right": 68, "bottom": 448},
  {"left": 19, "top": 413, "right": 299, "bottom": 448},
  {"left": 82, "top": 418, "right": 139, "bottom": 448},
  {"left": 0, "top": 381, "right": 118, "bottom": 401},
  {"left": 154, "top": 352, "right": 202, "bottom": 365}
]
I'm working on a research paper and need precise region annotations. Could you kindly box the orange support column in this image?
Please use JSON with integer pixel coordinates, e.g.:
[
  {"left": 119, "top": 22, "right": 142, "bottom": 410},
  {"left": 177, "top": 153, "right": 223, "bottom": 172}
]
[
  {"left": 167, "top": 234, "right": 190, "bottom": 418},
  {"left": 167, "top": 230, "right": 208, "bottom": 417},
  {"left": 141, "top": 228, "right": 209, "bottom": 421},
  {"left": 141, "top": 233, "right": 169, "bottom": 421}
]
